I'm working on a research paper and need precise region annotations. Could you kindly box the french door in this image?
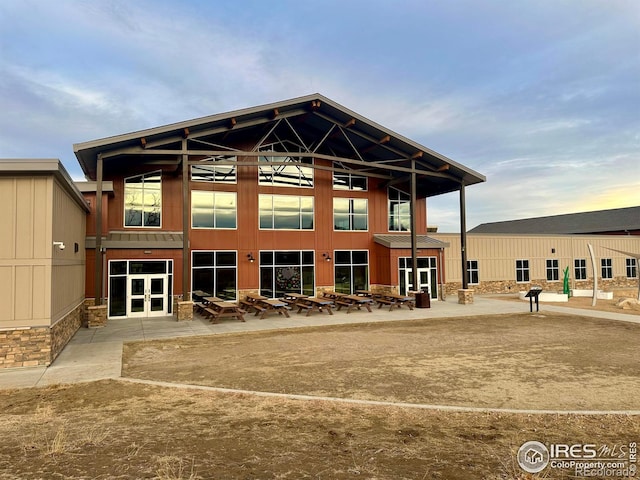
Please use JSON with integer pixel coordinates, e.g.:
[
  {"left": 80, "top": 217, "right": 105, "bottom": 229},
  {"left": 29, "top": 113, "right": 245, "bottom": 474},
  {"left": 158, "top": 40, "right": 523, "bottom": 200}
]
[
  {"left": 127, "top": 274, "right": 168, "bottom": 318},
  {"left": 404, "top": 268, "right": 431, "bottom": 297}
]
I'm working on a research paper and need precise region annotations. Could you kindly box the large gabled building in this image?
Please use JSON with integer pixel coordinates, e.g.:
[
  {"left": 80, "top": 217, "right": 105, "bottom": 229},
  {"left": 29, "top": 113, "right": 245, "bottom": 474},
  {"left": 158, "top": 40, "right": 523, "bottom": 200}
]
[{"left": 73, "top": 94, "right": 485, "bottom": 319}]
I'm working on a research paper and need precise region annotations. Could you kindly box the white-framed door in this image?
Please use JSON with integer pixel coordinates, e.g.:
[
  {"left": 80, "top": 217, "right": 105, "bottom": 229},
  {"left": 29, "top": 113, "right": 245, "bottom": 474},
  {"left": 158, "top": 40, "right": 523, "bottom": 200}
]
[
  {"left": 404, "top": 268, "right": 431, "bottom": 297},
  {"left": 126, "top": 274, "right": 168, "bottom": 318}
]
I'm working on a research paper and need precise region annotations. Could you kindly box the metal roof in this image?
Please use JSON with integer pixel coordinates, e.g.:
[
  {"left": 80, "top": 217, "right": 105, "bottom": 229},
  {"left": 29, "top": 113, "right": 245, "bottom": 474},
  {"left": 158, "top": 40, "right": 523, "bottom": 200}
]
[
  {"left": 73, "top": 94, "right": 485, "bottom": 198},
  {"left": 374, "top": 234, "right": 450, "bottom": 249},
  {"left": 86, "top": 231, "right": 184, "bottom": 249},
  {"left": 469, "top": 206, "right": 640, "bottom": 235}
]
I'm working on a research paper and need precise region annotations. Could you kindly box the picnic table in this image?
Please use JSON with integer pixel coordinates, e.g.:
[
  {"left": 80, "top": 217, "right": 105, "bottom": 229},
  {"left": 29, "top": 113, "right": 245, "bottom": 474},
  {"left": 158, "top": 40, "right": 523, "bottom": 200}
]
[
  {"left": 336, "top": 294, "right": 374, "bottom": 313},
  {"left": 295, "top": 297, "right": 334, "bottom": 316},
  {"left": 241, "top": 293, "right": 291, "bottom": 319},
  {"left": 203, "top": 301, "right": 246, "bottom": 324},
  {"left": 281, "top": 292, "right": 308, "bottom": 307},
  {"left": 374, "top": 293, "right": 415, "bottom": 312},
  {"left": 193, "top": 295, "right": 222, "bottom": 315}
]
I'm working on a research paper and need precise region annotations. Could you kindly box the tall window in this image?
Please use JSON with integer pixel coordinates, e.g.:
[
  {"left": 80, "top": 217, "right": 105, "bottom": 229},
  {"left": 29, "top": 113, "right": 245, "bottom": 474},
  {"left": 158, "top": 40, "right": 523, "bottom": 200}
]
[
  {"left": 260, "top": 251, "right": 314, "bottom": 298},
  {"left": 258, "top": 150, "right": 313, "bottom": 187},
  {"left": 333, "top": 172, "right": 367, "bottom": 191},
  {"left": 601, "top": 258, "right": 613, "bottom": 279},
  {"left": 574, "top": 259, "right": 587, "bottom": 280},
  {"left": 388, "top": 187, "right": 411, "bottom": 231},
  {"left": 627, "top": 258, "right": 638, "bottom": 279},
  {"left": 467, "top": 260, "right": 479, "bottom": 285},
  {"left": 124, "top": 171, "right": 161, "bottom": 227},
  {"left": 191, "top": 191, "right": 237, "bottom": 229},
  {"left": 333, "top": 198, "right": 368, "bottom": 231},
  {"left": 259, "top": 195, "right": 314, "bottom": 230},
  {"left": 334, "top": 251, "right": 369, "bottom": 294},
  {"left": 191, "top": 156, "right": 237, "bottom": 183},
  {"left": 546, "top": 259, "right": 559, "bottom": 281},
  {"left": 516, "top": 259, "right": 530, "bottom": 283},
  {"left": 192, "top": 251, "right": 237, "bottom": 301}
]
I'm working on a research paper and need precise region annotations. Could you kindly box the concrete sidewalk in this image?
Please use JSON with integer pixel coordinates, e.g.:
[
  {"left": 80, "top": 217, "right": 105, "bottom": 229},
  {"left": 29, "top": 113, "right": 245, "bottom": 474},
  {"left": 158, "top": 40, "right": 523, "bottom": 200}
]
[{"left": 1, "top": 295, "right": 637, "bottom": 390}]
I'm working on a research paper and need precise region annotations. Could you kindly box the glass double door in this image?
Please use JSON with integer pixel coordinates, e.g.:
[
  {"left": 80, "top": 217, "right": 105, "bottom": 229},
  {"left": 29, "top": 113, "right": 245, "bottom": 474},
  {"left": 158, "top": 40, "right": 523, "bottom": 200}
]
[
  {"left": 127, "top": 274, "right": 168, "bottom": 317},
  {"left": 404, "top": 268, "right": 431, "bottom": 297}
]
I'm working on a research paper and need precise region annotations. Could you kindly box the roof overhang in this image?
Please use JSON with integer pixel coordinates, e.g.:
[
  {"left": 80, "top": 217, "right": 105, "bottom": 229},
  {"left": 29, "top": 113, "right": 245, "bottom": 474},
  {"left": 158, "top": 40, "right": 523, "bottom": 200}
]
[
  {"left": 73, "top": 94, "right": 485, "bottom": 198},
  {"left": 86, "top": 231, "right": 184, "bottom": 249},
  {"left": 374, "top": 234, "right": 450, "bottom": 249}
]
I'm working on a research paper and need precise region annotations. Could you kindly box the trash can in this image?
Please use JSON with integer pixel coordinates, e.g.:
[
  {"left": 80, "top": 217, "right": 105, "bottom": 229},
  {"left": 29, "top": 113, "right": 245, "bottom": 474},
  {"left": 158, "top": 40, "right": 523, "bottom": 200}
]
[{"left": 415, "top": 289, "right": 431, "bottom": 308}]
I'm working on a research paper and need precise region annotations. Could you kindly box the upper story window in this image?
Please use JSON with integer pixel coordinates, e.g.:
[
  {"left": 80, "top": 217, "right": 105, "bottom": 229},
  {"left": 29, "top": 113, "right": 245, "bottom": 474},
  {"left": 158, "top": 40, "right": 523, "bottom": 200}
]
[
  {"left": 388, "top": 187, "right": 410, "bottom": 231},
  {"left": 333, "top": 172, "right": 367, "bottom": 191},
  {"left": 191, "top": 156, "right": 237, "bottom": 183},
  {"left": 191, "top": 191, "right": 237, "bottom": 229},
  {"left": 258, "top": 146, "right": 313, "bottom": 188},
  {"left": 334, "top": 198, "right": 368, "bottom": 231},
  {"left": 259, "top": 194, "right": 314, "bottom": 230},
  {"left": 124, "top": 171, "right": 161, "bottom": 228}
]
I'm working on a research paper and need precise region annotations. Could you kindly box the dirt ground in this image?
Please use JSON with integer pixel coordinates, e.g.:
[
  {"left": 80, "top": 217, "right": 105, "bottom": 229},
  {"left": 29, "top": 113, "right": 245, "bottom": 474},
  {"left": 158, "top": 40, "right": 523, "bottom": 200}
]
[
  {"left": 0, "top": 380, "right": 638, "bottom": 479},
  {"left": 1, "top": 312, "right": 639, "bottom": 479},
  {"left": 123, "top": 312, "right": 640, "bottom": 411}
]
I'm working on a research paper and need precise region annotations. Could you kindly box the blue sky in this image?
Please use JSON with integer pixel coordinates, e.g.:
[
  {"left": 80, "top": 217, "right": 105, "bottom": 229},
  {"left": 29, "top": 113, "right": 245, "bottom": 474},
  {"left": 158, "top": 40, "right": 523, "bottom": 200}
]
[{"left": 1, "top": 0, "right": 638, "bottom": 231}]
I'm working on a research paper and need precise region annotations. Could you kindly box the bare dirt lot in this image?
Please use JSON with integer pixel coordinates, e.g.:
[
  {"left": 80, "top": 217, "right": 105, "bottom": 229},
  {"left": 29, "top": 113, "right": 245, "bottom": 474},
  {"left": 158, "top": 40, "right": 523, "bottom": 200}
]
[
  {"left": 123, "top": 312, "right": 640, "bottom": 411},
  {"left": 1, "top": 312, "right": 639, "bottom": 479},
  {"left": 0, "top": 381, "right": 638, "bottom": 479}
]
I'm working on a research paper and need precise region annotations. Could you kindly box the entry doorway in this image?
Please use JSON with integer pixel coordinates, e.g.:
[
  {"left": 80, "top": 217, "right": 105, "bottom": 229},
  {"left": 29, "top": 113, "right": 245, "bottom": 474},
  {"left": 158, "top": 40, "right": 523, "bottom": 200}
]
[
  {"left": 404, "top": 268, "right": 430, "bottom": 296},
  {"left": 127, "top": 274, "right": 168, "bottom": 317},
  {"left": 398, "top": 257, "right": 438, "bottom": 299}
]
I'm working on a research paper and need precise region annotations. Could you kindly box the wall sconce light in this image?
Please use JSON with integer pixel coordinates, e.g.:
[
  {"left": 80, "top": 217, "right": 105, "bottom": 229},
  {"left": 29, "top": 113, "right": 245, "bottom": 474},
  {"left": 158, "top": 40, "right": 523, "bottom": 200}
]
[
  {"left": 323, "top": 253, "right": 332, "bottom": 262},
  {"left": 551, "top": 248, "right": 556, "bottom": 254},
  {"left": 53, "top": 241, "right": 65, "bottom": 251},
  {"left": 247, "top": 253, "right": 255, "bottom": 263}
]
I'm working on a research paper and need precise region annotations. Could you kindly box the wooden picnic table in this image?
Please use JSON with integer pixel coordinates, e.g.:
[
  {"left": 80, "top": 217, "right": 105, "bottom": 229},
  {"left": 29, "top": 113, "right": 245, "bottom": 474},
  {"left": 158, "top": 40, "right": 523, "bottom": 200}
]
[
  {"left": 281, "top": 292, "right": 308, "bottom": 307},
  {"left": 203, "top": 301, "right": 246, "bottom": 324},
  {"left": 321, "top": 291, "right": 347, "bottom": 300},
  {"left": 257, "top": 298, "right": 291, "bottom": 319},
  {"left": 295, "top": 297, "right": 334, "bottom": 316},
  {"left": 193, "top": 295, "right": 222, "bottom": 315},
  {"left": 355, "top": 290, "right": 375, "bottom": 297},
  {"left": 374, "top": 293, "right": 415, "bottom": 312},
  {"left": 240, "top": 293, "right": 267, "bottom": 313},
  {"left": 335, "top": 294, "right": 374, "bottom": 313}
]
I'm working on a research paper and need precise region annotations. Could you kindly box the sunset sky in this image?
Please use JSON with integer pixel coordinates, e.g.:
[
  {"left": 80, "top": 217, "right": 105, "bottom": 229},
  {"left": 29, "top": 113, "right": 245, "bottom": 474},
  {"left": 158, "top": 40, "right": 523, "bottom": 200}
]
[{"left": 1, "top": 0, "right": 638, "bottom": 231}]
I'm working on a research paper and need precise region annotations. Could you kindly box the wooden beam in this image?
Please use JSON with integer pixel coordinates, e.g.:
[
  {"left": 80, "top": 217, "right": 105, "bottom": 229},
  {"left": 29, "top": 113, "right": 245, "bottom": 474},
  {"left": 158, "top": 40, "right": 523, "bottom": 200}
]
[
  {"left": 140, "top": 137, "right": 147, "bottom": 148},
  {"left": 436, "top": 164, "right": 450, "bottom": 172},
  {"left": 344, "top": 118, "right": 356, "bottom": 128},
  {"left": 412, "top": 151, "right": 423, "bottom": 159},
  {"left": 379, "top": 135, "right": 391, "bottom": 144},
  {"left": 182, "top": 128, "right": 190, "bottom": 138},
  {"left": 271, "top": 108, "right": 279, "bottom": 119},
  {"left": 229, "top": 117, "right": 237, "bottom": 129},
  {"left": 311, "top": 100, "right": 321, "bottom": 110}
]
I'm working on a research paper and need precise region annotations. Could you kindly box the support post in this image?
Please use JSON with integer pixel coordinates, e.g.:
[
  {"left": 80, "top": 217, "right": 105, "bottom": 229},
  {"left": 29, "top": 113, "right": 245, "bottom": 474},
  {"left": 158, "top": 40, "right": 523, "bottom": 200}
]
[
  {"left": 182, "top": 141, "right": 190, "bottom": 301},
  {"left": 94, "top": 154, "right": 103, "bottom": 305},
  {"left": 410, "top": 161, "right": 418, "bottom": 293},
  {"left": 460, "top": 182, "right": 468, "bottom": 289}
]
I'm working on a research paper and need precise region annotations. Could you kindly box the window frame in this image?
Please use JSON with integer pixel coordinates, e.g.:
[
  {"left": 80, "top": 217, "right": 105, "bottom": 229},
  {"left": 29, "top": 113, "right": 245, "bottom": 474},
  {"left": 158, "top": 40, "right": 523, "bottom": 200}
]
[
  {"left": 334, "top": 250, "right": 369, "bottom": 294},
  {"left": 388, "top": 187, "right": 411, "bottom": 232},
  {"left": 123, "top": 170, "right": 162, "bottom": 228},
  {"left": 259, "top": 194, "right": 314, "bottom": 230},
  {"left": 333, "top": 172, "right": 368, "bottom": 191},
  {"left": 601, "top": 258, "right": 613, "bottom": 279},
  {"left": 516, "top": 259, "right": 530, "bottom": 283},
  {"left": 191, "top": 190, "right": 237, "bottom": 229},
  {"left": 574, "top": 259, "right": 587, "bottom": 280},
  {"left": 191, "top": 250, "right": 238, "bottom": 301},
  {"left": 190, "top": 156, "right": 237, "bottom": 184},
  {"left": 333, "top": 197, "right": 368, "bottom": 231},
  {"left": 626, "top": 258, "right": 638, "bottom": 279},
  {"left": 467, "top": 260, "right": 479, "bottom": 285},
  {"left": 546, "top": 259, "right": 560, "bottom": 282}
]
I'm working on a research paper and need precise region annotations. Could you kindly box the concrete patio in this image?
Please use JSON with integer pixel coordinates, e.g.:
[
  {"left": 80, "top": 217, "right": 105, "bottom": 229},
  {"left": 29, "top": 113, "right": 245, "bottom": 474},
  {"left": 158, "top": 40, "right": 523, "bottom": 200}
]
[{"left": 0, "top": 295, "right": 636, "bottom": 390}]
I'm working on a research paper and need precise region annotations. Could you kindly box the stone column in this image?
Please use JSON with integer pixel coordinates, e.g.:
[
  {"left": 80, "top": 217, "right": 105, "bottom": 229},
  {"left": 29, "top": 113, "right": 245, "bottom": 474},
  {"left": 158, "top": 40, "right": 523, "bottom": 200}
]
[
  {"left": 177, "top": 301, "right": 193, "bottom": 321},
  {"left": 87, "top": 305, "right": 107, "bottom": 328},
  {"left": 458, "top": 288, "right": 474, "bottom": 305}
]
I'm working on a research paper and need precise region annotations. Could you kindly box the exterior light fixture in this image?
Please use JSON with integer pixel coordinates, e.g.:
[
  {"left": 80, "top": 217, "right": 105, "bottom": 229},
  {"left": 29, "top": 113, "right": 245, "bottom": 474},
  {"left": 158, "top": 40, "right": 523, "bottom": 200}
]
[
  {"left": 53, "top": 241, "right": 65, "bottom": 250},
  {"left": 247, "top": 253, "right": 255, "bottom": 263},
  {"left": 323, "top": 253, "right": 332, "bottom": 262}
]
